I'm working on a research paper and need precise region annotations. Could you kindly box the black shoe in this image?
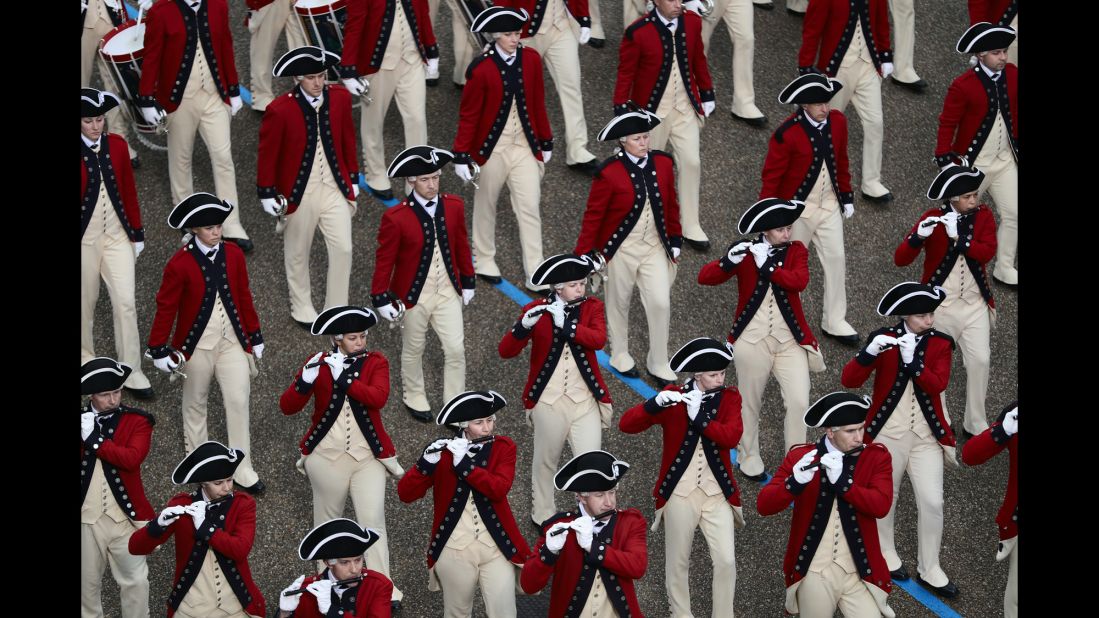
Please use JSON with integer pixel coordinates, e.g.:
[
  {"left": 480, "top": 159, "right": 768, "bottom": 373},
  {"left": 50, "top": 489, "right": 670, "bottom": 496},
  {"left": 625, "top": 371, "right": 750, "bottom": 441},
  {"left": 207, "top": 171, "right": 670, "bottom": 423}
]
[
  {"left": 822, "top": 330, "right": 861, "bottom": 347},
  {"left": 617, "top": 367, "right": 640, "bottom": 379},
  {"left": 236, "top": 479, "right": 267, "bottom": 495},
  {"left": 754, "top": 1, "right": 775, "bottom": 10},
  {"left": 405, "top": 404, "right": 433, "bottom": 423},
  {"left": 731, "top": 112, "right": 768, "bottom": 128},
  {"left": 916, "top": 575, "right": 959, "bottom": 599},
  {"left": 646, "top": 371, "right": 675, "bottom": 389},
  {"left": 890, "top": 566, "right": 910, "bottom": 581},
  {"left": 391, "top": 600, "right": 402, "bottom": 612},
  {"left": 787, "top": 8, "right": 805, "bottom": 16},
  {"left": 890, "top": 76, "right": 930, "bottom": 93},
  {"left": 588, "top": 37, "right": 606, "bottom": 49},
  {"left": 959, "top": 428, "right": 974, "bottom": 440},
  {"left": 294, "top": 319, "right": 313, "bottom": 331},
  {"left": 425, "top": 77, "right": 439, "bottom": 87},
  {"left": 123, "top": 386, "right": 156, "bottom": 400},
  {"left": 477, "top": 273, "right": 503, "bottom": 285},
  {"left": 530, "top": 518, "right": 543, "bottom": 533},
  {"left": 226, "top": 237, "right": 254, "bottom": 253},
  {"left": 740, "top": 468, "right": 769, "bottom": 483},
  {"left": 684, "top": 238, "right": 712, "bottom": 252},
  {"left": 861, "top": 191, "right": 894, "bottom": 204},
  {"left": 567, "top": 159, "right": 600, "bottom": 177},
  {"left": 366, "top": 185, "right": 395, "bottom": 201},
  {"left": 129, "top": 155, "right": 142, "bottom": 170},
  {"left": 992, "top": 274, "right": 1018, "bottom": 288}
]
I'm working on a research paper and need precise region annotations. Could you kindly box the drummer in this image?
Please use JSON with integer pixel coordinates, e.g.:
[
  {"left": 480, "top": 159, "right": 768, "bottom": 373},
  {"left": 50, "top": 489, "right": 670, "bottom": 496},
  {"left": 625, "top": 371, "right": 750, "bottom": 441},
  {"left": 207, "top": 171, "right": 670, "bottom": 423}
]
[{"left": 82, "top": 0, "right": 140, "bottom": 166}]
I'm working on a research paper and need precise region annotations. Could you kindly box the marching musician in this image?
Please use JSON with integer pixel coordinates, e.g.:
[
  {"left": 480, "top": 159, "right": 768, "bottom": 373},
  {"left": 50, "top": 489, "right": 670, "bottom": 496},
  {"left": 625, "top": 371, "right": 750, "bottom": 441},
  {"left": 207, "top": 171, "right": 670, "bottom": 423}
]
[
  {"left": 758, "top": 392, "right": 895, "bottom": 618},
  {"left": 81, "top": 357, "right": 154, "bottom": 618},
  {"left": 619, "top": 337, "right": 745, "bottom": 617},
  {"left": 277, "top": 519, "right": 394, "bottom": 617},
  {"left": 245, "top": 0, "right": 307, "bottom": 113},
  {"left": 968, "top": 0, "right": 1018, "bottom": 65},
  {"left": 397, "top": 391, "right": 532, "bottom": 617},
  {"left": 452, "top": 6, "right": 554, "bottom": 288},
  {"left": 256, "top": 46, "right": 360, "bottom": 329},
  {"left": 614, "top": 0, "right": 717, "bottom": 252},
  {"left": 520, "top": 450, "right": 648, "bottom": 617},
  {"left": 372, "top": 146, "right": 476, "bottom": 422},
  {"left": 840, "top": 282, "right": 960, "bottom": 598},
  {"left": 691, "top": 0, "right": 768, "bottom": 126},
  {"left": 81, "top": 88, "right": 155, "bottom": 400},
  {"left": 574, "top": 108, "right": 681, "bottom": 387},
  {"left": 137, "top": 0, "right": 252, "bottom": 250},
  {"left": 82, "top": 0, "right": 140, "bottom": 166},
  {"left": 498, "top": 254, "right": 613, "bottom": 525},
  {"left": 338, "top": 0, "right": 438, "bottom": 201},
  {"left": 697, "top": 198, "right": 825, "bottom": 483},
  {"left": 279, "top": 305, "right": 407, "bottom": 607},
  {"left": 129, "top": 441, "right": 266, "bottom": 618},
  {"left": 147, "top": 193, "right": 266, "bottom": 494},
  {"left": 894, "top": 165, "right": 997, "bottom": 438}
]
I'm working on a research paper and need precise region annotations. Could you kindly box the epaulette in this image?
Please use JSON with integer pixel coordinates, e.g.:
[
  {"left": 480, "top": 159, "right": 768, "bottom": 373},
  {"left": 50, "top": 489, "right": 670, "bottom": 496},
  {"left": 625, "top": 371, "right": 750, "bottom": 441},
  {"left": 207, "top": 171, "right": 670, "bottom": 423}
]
[
  {"left": 624, "top": 15, "right": 651, "bottom": 40},
  {"left": 926, "top": 328, "right": 956, "bottom": 350},
  {"left": 120, "top": 404, "right": 156, "bottom": 426},
  {"left": 540, "top": 510, "right": 575, "bottom": 531},
  {"left": 773, "top": 114, "right": 799, "bottom": 145},
  {"left": 465, "top": 53, "right": 491, "bottom": 81}
]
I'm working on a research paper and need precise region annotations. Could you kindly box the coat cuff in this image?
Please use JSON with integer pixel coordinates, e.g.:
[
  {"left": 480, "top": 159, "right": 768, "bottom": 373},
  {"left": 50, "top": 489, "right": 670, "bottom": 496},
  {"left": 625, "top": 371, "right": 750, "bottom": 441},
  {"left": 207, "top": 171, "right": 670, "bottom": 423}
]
[
  {"left": 453, "top": 152, "right": 472, "bottom": 165},
  {"left": 990, "top": 423, "right": 1011, "bottom": 445},
  {"left": 145, "top": 519, "right": 167, "bottom": 538},
  {"left": 907, "top": 234, "right": 925, "bottom": 248},
  {"left": 669, "top": 236, "right": 682, "bottom": 250},
  {"left": 643, "top": 397, "right": 665, "bottom": 414},
  {"left": 257, "top": 185, "right": 278, "bottom": 200},
  {"left": 839, "top": 191, "right": 854, "bottom": 205},
  {"left": 148, "top": 344, "right": 172, "bottom": 360},
  {"left": 878, "top": 51, "right": 894, "bottom": 64},
  {"left": 195, "top": 521, "right": 218, "bottom": 542},
  {"left": 541, "top": 139, "right": 554, "bottom": 152},
  {"left": 613, "top": 102, "right": 629, "bottom": 116},
  {"left": 415, "top": 456, "right": 438, "bottom": 476},
  {"left": 798, "top": 66, "right": 821, "bottom": 76},
  {"left": 688, "top": 411, "right": 712, "bottom": 432},
  {"left": 461, "top": 275, "right": 476, "bottom": 290},
  {"left": 901, "top": 357, "right": 926, "bottom": 378},
  {"left": 934, "top": 152, "right": 958, "bottom": 168},
  {"left": 228, "top": 84, "right": 241, "bottom": 98},
  {"left": 578, "top": 16, "right": 592, "bottom": 28},
  {"left": 453, "top": 454, "right": 477, "bottom": 479},
  {"left": 425, "top": 44, "right": 439, "bottom": 59},
  {"left": 295, "top": 376, "right": 314, "bottom": 394},
  {"left": 136, "top": 94, "right": 158, "bottom": 108},
  {"left": 249, "top": 331, "right": 264, "bottom": 347},
  {"left": 511, "top": 321, "right": 532, "bottom": 340},
  {"left": 372, "top": 291, "right": 396, "bottom": 308},
  {"left": 337, "top": 64, "right": 359, "bottom": 80},
  {"left": 718, "top": 255, "right": 738, "bottom": 272},
  {"left": 584, "top": 542, "right": 608, "bottom": 567},
  {"left": 699, "top": 89, "right": 715, "bottom": 103},
  {"left": 539, "top": 543, "right": 559, "bottom": 565},
  {"left": 84, "top": 430, "right": 105, "bottom": 453},
  {"left": 132, "top": 228, "right": 145, "bottom": 243},
  {"left": 855, "top": 350, "right": 877, "bottom": 366},
  {"left": 833, "top": 465, "right": 855, "bottom": 495},
  {"left": 784, "top": 474, "right": 808, "bottom": 495},
  {"left": 564, "top": 320, "right": 580, "bottom": 340}
]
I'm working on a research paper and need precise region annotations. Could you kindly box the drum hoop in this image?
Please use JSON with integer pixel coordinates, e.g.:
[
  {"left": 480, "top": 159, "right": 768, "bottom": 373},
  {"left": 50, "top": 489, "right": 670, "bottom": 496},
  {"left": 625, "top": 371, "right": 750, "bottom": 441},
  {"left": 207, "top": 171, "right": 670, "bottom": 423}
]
[
  {"left": 294, "top": 0, "right": 347, "bottom": 16},
  {"left": 99, "top": 20, "right": 145, "bottom": 63}
]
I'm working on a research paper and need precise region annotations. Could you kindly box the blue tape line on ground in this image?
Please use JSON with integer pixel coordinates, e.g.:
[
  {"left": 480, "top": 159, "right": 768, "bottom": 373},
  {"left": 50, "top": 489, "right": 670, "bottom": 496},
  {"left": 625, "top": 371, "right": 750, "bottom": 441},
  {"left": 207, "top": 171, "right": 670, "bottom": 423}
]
[
  {"left": 494, "top": 279, "right": 533, "bottom": 307},
  {"left": 358, "top": 175, "right": 401, "bottom": 208},
  {"left": 892, "top": 579, "right": 963, "bottom": 618}
]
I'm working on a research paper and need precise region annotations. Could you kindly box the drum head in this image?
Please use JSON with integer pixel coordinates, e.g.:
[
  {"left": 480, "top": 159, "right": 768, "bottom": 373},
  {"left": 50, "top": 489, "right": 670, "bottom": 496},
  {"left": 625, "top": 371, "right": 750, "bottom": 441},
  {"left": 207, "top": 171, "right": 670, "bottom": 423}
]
[
  {"left": 295, "top": 0, "right": 347, "bottom": 15},
  {"left": 100, "top": 21, "right": 146, "bottom": 61}
]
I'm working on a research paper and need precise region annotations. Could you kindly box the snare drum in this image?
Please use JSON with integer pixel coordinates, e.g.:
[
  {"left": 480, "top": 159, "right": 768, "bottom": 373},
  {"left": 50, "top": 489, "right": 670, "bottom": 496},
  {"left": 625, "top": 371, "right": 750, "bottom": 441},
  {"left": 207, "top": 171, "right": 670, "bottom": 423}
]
[
  {"left": 98, "top": 20, "right": 162, "bottom": 134},
  {"left": 294, "top": 0, "right": 349, "bottom": 57}
]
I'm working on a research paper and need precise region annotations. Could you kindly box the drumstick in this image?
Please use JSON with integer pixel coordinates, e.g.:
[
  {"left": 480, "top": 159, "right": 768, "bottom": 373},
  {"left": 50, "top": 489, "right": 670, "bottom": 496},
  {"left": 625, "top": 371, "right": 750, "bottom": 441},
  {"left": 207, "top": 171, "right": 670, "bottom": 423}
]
[
  {"left": 549, "top": 508, "right": 617, "bottom": 536},
  {"left": 799, "top": 444, "right": 866, "bottom": 471},
  {"left": 425, "top": 435, "right": 494, "bottom": 455},
  {"left": 282, "top": 575, "right": 365, "bottom": 596}
]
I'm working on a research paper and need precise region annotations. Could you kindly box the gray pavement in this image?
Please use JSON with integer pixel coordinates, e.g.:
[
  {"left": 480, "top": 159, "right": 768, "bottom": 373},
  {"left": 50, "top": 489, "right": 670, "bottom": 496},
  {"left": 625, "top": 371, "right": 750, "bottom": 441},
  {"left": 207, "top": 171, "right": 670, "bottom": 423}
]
[{"left": 90, "top": 1, "right": 1018, "bottom": 616}]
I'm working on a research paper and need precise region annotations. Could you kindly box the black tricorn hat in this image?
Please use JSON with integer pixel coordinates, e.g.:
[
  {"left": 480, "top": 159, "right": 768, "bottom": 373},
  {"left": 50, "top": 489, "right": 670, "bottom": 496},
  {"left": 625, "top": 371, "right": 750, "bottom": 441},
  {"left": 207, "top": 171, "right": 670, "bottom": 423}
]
[
  {"left": 927, "top": 164, "right": 985, "bottom": 201},
  {"left": 804, "top": 392, "right": 872, "bottom": 428},
  {"left": 167, "top": 192, "right": 234, "bottom": 229},
  {"left": 171, "top": 441, "right": 245, "bottom": 484},
  {"left": 81, "top": 87, "right": 122, "bottom": 117},
  {"left": 272, "top": 45, "right": 341, "bottom": 77},
  {"left": 876, "top": 282, "right": 947, "bottom": 316},
  {"left": 956, "top": 22, "right": 1016, "bottom": 54},
  {"left": 311, "top": 305, "right": 378, "bottom": 335},
  {"left": 387, "top": 145, "right": 455, "bottom": 177},
  {"left": 530, "top": 253, "right": 597, "bottom": 287},
  {"left": 737, "top": 198, "right": 806, "bottom": 234},
  {"left": 778, "top": 74, "right": 843, "bottom": 105},
  {"left": 670, "top": 337, "right": 734, "bottom": 373},
  {"left": 597, "top": 107, "right": 661, "bottom": 141},
  {"left": 81, "top": 357, "right": 132, "bottom": 395},
  {"left": 298, "top": 518, "right": 381, "bottom": 561},
  {"left": 436, "top": 390, "right": 507, "bottom": 425},
  {"left": 554, "top": 450, "right": 630, "bottom": 492},
  {"left": 470, "top": 6, "right": 528, "bottom": 33}
]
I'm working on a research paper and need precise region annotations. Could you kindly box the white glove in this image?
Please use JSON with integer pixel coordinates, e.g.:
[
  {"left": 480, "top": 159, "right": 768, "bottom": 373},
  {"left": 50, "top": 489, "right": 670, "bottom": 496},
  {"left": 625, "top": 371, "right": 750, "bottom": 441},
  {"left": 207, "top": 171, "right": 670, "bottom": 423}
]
[
  {"left": 447, "top": 437, "right": 471, "bottom": 465},
  {"left": 578, "top": 26, "right": 591, "bottom": 45},
  {"left": 682, "top": 390, "right": 703, "bottom": 421},
  {"left": 1002, "top": 408, "right": 1018, "bottom": 436},
  {"left": 138, "top": 0, "right": 153, "bottom": 10},
  {"left": 279, "top": 575, "right": 306, "bottom": 612},
  {"left": 942, "top": 211, "right": 960, "bottom": 239},
  {"left": 727, "top": 241, "right": 752, "bottom": 264},
  {"left": 683, "top": 0, "right": 705, "bottom": 14},
  {"left": 881, "top": 62, "right": 895, "bottom": 79},
  {"left": 792, "top": 448, "right": 819, "bottom": 485},
  {"left": 541, "top": 150, "right": 553, "bottom": 164},
  {"left": 425, "top": 58, "right": 440, "bottom": 79},
  {"left": 897, "top": 333, "right": 917, "bottom": 364},
  {"left": 306, "top": 579, "right": 333, "bottom": 614},
  {"left": 423, "top": 438, "right": 449, "bottom": 465},
  {"left": 671, "top": 246, "right": 680, "bottom": 260},
  {"left": 230, "top": 95, "right": 243, "bottom": 116},
  {"left": 323, "top": 351, "right": 347, "bottom": 380},
  {"left": 462, "top": 289, "right": 475, "bottom": 306},
  {"left": 454, "top": 163, "right": 473, "bottom": 182},
  {"left": 342, "top": 77, "right": 366, "bottom": 97},
  {"left": 749, "top": 242, "right": 769, "bottom": 268},
  {"left": 156, "top": 505, "right": 188, "bottom": 527},
  {"left": 917, "top": 216, "right": 941, "bottom": 238},
  {"left": 654, "top": 390, "right": 684, "bottom": 407},
  {"left": 521, "top": 306, "right": 544, "bottom": 329},
  {"left": 260, "top": 198, "right": 281, "bottom": 217},
  {"left": 545, "top": 301, "right": 566, "bottom": 329},
  {"left": 252, "top": 343, "right": 265, "bottom": 360},
  {"left": 819, "top": 451, "right": 844, "bottom": 484},
  {"left": 301, "top": 352, "right": 324, "bottom": 384},
  {"left": 842, "top": 203, "right": 854, "bottom": 219},
  {"left": 351, "top": 183, "right": 360, "bottom": 199},
  {"left": 139, "top": 106, "right": 164, "bottom": 125},
  {"left": 545, "top": 522, "right": 571, "bottom": 553},
  {"left": 185, "top": 502, "right": 207, "bottom": 530},
  {"left": 570, "top": 516, "right": 595, "bottom": 552},
  {"left": 133, "top": 241, "right": 145, "bottom": 259},
  {"left": 81, "top": 412, "right": 95, "bottom": 441},
  {"left": 378, "top": 303, "right": 400, "bottom": 322},
  {"left": 702, "top": 101, "right": 716, "bottom": 117},
  {"left": 865, "top": 334, "right": 898, "bottom": 356},
  {"left": 152, "top": 353, "right": 180, "bottom": 373}
]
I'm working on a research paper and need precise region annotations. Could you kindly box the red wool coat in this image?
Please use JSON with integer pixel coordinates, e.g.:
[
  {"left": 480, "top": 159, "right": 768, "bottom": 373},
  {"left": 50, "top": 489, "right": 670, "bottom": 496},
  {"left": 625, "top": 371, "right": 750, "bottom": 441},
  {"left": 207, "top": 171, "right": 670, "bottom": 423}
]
[
  {"left": 292, "top": 570, "right": 393, "bottom": 618},
  {"left": 80, "top": 406, "right": 156, "bottom": 521},
  {"left": 80, "top": 133, "right": 144, "bottom": 242},
  {"left": 759, "top": 110, "right": 852, "bottom": 203},
  {"left": 968, "top": 0, "right": 1016, "bottom": 25},
  {"left": 494, "top": 0, "right": 591, "bottom": 37},
  {"left": 935, "top": 64, "right": 1019, "bottom": 164},
  {"left": 893, "top": 205, "right": 997, "bottom": 308},
  {"left": 613, "top": 10, "right": 714, "bottom": 116},
  {"left": 338, "top": 0, "right": 438, "bottom": 77},
  {"left": 799, "top": 0, "right": 892, "bottom": 76},
  {"left": 961, "top": 414, "right": 1018, "bottom": 540}
]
